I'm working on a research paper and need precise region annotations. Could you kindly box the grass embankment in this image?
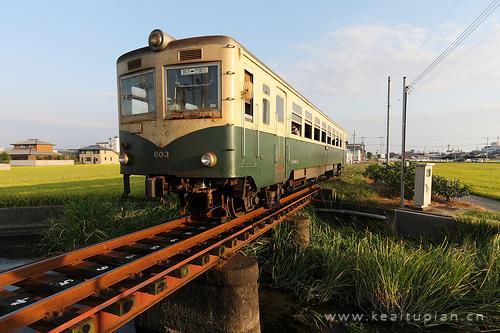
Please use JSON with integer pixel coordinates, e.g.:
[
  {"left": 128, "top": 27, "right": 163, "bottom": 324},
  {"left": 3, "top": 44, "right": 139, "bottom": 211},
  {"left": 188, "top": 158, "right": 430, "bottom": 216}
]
[
  {"left": 433, "top": 162, "right": 500, "bottom": 200},
  {"left": 243, "top": 208, "right": 500, "bottom": 331},
  {"left": 0, "top": 164, "right": 144, "bottom": 207},
  {"left": 320, "top": 162, "right": 397, "bottom": 207},
  {"left": 37, "top": 199, "right": 178, "bottom": 254}
]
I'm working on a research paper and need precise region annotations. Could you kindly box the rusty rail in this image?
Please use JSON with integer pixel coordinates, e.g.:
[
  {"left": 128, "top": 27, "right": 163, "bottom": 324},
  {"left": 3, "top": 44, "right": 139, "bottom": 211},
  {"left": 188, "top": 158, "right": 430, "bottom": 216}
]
[{"left": 0, "top": 185, "right": 318, "bottom": 332}]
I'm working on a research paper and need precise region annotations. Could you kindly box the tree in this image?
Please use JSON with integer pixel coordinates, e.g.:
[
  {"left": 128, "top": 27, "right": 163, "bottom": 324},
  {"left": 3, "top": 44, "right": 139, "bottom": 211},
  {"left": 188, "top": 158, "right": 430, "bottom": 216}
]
[
  {"left": 0, "top": 151, "right": 11, "bottom": 163},
  {"left": 366, "top": 152, "right": 373, "bottom": 160}
]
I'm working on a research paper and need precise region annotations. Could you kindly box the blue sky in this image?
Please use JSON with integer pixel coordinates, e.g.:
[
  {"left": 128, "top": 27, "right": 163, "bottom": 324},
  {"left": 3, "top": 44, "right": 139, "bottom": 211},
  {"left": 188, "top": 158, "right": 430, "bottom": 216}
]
[{"left": 0, "top": 0, "right": 499, "bottom": 153}]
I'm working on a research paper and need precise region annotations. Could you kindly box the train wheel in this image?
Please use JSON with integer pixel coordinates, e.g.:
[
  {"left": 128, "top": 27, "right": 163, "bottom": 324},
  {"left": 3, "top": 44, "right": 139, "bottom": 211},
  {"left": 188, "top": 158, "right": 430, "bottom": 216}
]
[{"left": 228, "top": 197, "right": 244, "bottom": 218}]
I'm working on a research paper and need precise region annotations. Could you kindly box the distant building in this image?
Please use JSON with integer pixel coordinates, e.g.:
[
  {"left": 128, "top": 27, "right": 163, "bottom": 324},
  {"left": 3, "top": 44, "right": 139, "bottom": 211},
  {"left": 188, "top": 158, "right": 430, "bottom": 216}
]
[
  {"left": 7, "top": 139, "right": 74, "bottom": 166},
  {"left": 78, "top": 145, "right": 119, "bottom": 164},
  {"left": 8, "top": 139, "right": 59, "bottom": 160},
  {"left": 0, "top": 147, "right": 4, "bottom": 153},
  {"left": 96, "top": 136, "right": 120, "bottom": 152},
  {"left": 347, "top": 143, "right": 366, "bottom": 163}
]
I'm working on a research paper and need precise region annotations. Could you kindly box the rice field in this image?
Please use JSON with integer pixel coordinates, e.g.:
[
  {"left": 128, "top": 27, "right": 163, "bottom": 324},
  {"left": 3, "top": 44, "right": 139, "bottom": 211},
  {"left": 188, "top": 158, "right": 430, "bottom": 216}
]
[
  {"left": 433, "top": 162, "right": 500, "bottom": 200},
  {"left": 0, "top": 164, "right": 144, "bottom": 207}
]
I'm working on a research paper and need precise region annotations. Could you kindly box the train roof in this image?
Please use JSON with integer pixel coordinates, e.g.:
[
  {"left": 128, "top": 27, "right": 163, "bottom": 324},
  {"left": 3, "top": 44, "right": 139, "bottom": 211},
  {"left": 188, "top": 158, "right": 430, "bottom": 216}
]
[{"left": 117, "top": 35, "right": 346, "bottom": 133}]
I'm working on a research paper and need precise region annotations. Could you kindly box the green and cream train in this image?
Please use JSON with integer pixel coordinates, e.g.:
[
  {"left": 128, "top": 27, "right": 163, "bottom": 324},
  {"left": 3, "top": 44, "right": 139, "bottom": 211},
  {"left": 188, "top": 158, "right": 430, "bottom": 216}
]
[{"left": 117, "top": 29, "right": 347, "bottom": 216}]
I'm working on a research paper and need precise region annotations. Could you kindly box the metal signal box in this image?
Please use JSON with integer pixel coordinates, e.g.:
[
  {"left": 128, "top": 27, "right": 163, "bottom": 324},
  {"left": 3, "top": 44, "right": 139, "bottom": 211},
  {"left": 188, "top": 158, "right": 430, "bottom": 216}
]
[{"left": 414, "top": 163, "right": 434, "bottom": 209}]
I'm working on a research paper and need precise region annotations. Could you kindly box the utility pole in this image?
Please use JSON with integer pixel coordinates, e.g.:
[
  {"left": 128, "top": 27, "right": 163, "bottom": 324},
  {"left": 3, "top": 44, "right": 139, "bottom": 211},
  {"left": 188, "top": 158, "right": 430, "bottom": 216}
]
[
  {"left": 386, "top": 76, "right": 391, "bottom": 162},
  {"left": 353, "top": 130, "right": 356, "bottom": 162},
  {"left": 378, "top": 136, "right": 384, "bottom": 159},
  {"left": 400, "top": 77, "right": 408, "bottom": 208},
  {"left": 485, "top": 137, "right": 489, "bottom": 160}
]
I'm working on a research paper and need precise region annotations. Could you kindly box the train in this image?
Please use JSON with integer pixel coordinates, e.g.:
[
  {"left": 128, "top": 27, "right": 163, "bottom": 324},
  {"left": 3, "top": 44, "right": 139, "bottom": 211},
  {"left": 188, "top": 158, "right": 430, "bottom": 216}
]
[{"left": 116, "top": 29, "right": 347, "bottom": 218}]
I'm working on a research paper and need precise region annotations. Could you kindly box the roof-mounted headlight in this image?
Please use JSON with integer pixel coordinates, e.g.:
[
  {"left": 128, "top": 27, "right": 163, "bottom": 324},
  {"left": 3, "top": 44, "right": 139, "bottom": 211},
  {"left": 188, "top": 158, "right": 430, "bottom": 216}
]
[{"left": 148, "top": 29, "right": 175, "bottom": 51}]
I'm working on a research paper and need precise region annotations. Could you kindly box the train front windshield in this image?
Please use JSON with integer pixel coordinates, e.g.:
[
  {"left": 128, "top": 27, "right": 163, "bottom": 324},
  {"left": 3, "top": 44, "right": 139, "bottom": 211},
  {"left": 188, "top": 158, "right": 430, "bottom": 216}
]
[
  {"left": 165, "top": 63, "right": 220, "bottom": 117},
  {"left": 120, "top": 70, "right": 156, "bottom": 116}
]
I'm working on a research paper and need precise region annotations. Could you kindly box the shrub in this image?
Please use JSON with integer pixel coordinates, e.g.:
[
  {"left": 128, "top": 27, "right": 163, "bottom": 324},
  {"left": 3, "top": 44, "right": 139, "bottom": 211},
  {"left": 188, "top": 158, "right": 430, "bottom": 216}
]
[
  {"left": 432, "top": 175, "right": 471, "bottom": 201},
  {"left": 0, "top": 151, "right": 11, "bottom": 164},
  {"left": 364, "top": 162, "right": 470, "bottom": 201}
]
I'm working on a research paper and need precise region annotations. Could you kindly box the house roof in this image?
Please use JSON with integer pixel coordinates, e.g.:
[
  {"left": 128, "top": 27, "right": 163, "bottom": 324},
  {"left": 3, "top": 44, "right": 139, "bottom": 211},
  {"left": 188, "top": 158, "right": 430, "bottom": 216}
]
[
  {"left": 8, "top": 149, "right": 59, "bottom": 155},
  {"left": 78, "top": 145, "right": 116, "bottom": 152},
  {"left": 11, "top": 139, "right": 55, "bottom": 146}
]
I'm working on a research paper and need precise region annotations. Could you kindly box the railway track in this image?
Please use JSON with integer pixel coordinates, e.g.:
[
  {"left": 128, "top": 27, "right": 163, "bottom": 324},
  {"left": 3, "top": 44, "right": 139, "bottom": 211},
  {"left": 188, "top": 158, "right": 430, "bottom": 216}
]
[{"left": 0, "top": 185, "right": 319, "bottom": 333}]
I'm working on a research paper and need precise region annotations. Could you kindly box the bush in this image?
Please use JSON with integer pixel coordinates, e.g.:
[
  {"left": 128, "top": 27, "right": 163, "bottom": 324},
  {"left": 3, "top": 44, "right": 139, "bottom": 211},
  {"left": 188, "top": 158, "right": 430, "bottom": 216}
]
[
  {"left": 432, "top": 175, "right": 472, "bottom": 202},
  {"left": 364, "top": 162, "right": 470, "bottom": 201},
  {"left": 0, "top": 151, "right": 11, "bottom": 164}
]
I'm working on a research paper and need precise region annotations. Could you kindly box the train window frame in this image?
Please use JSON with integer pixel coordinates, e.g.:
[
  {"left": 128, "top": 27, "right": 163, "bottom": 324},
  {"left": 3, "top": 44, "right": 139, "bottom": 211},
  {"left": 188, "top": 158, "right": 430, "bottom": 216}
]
[
  {"left": 304, "top": 119, "right": 313, "bottom": 139},
  {"left": 291, "top": 114, "right": 302, "bottom": 136},
  {"left": 263, "top": 84, "right": 270, "bottom": 95},
  {"left": 276, "top": 95, "right": 285, "bottom": 123},
  {"left": 119, "top": 68, "right": 157, "bottom": 123},
  {"left": 321, "top": 121, "right": 327, "bottom": 143},
  {"left": 262, "top": 98, "right": 270, "bottom": 125},
  {"left": 313, "top": 117, "right": 321, "bottom": 141},
  {"left": 164, "top": 62, "right": 222, "bottom": 120},
  {"left": 291, "top": 103, "right": 302, "bottom": 136},
  {"left": 244, "top": 70, "right": 254, "bottom": 122}
]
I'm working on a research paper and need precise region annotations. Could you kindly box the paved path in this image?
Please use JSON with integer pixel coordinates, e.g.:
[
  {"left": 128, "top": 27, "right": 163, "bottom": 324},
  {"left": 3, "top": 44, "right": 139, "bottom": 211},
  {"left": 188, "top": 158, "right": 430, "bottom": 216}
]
[{"left": 464, "top": 195, "right": 500, "bottom": 211}]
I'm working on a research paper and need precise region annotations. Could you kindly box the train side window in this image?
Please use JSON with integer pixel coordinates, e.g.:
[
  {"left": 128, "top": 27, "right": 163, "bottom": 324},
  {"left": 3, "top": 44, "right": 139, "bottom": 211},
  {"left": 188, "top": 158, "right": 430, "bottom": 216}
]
[
  {"left": 304, "top": 110, "right": 312, "bottom": 139},
  {"left": 327, "top": 126, "right": 332, "bottom": 145},
  {"left": 314, "top": 117, "right": 321, "bottom": 141},
  {"left": 244, "top": 71, "right": 253, "bottom": 121},
  {"left": 276, "top": 95, "right": 284, "bottom": 123},
  {"left": 262, "top": 98, "right": 270, "bottom": 125},
  {"left": 291, "top": 103, "right": 302, "bottom": 136},
  {"left": 321, "top": 122, "right": 327, "bottom": 143},
  {"left": 304, "top": 120, "right": 312, "bottom": 139},
  {"left": 291, "top": 114, "right": 302, "bottom": 136}
]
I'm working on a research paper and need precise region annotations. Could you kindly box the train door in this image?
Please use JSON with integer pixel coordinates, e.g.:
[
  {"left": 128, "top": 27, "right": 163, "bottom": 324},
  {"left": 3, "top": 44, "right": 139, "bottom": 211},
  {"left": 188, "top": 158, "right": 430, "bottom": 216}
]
[
  {"left": 274, "top": 88, "right": 286, "bottom": 181},
  {"left": 242, "top": 69, "right": 256, "bottom": 167}
]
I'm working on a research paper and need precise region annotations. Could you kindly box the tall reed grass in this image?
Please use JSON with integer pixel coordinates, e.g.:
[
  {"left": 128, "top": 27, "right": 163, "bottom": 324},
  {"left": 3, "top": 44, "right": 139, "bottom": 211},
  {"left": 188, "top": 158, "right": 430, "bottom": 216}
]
[{"left": 243, "top": 207, "right": 500, "bottom": 330}]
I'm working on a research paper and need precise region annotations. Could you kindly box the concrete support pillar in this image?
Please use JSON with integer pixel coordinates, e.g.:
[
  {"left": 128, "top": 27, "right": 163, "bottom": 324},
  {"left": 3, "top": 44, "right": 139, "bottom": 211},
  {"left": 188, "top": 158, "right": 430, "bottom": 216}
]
[
  {"left": 137, "top": 254, "right": 260, "bottom": 333},
  {"left": 290, "top": 215, "right": 311, "bottom": 248}
]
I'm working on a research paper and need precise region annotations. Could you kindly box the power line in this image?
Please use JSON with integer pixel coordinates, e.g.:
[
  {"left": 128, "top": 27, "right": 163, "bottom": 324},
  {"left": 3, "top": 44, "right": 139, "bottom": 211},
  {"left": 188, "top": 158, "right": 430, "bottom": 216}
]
[
  {"left": 409, "top": 0, "right": 500, "bottom": 89},
  {"left": 393, "top": 0, "right": 461, "bottom": 76},
  {"left": 414, "top": 27, "right": 499, "bottom": 89}
]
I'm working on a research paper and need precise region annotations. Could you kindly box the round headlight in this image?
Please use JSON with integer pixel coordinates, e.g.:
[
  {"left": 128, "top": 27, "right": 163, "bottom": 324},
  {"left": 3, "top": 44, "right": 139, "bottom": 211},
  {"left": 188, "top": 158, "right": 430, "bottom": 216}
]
[
  {"left": 148, "top": 29, "right": 174, "bottom": 51},
  {"left": 119, "top": 152, "right": 129, "bottom": 165},
  {"left": 148, "top": 30, "right": 163, "bottom": 49},
  {"left": 200, "top": 152, "right": 217, "bottom": 167}
]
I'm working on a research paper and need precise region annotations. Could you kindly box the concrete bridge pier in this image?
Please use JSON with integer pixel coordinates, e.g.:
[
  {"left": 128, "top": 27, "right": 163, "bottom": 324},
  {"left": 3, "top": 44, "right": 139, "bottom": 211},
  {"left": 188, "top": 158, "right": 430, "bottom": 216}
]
[
  {"left": 137, "top": 254, "right": 260, "bottom": 333},
  {"left": 290, "top": 215, "right": 311, "bottom": 249}
]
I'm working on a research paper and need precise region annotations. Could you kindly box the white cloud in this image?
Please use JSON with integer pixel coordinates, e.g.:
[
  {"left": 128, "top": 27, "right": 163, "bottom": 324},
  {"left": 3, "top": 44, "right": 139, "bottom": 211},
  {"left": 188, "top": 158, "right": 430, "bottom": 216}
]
[{"left": 274, "top": 23, "right": 500, "bottom": 152}]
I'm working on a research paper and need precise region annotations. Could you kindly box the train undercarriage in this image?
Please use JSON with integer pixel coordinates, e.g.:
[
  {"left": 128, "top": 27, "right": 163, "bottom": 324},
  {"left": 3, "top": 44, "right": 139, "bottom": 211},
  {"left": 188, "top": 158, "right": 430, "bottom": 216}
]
[{"left": 122, "top": 164, "right": 341, "bottom": 220}]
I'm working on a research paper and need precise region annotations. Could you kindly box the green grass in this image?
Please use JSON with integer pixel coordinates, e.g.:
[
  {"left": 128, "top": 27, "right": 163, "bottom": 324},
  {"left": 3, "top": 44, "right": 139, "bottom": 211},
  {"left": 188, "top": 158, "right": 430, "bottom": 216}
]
[
  {"left": 433, "top": 162, "right": 500, "bottom": 200},
  {"left": 37, "top": 199, "right": 179, "bottom": 254},
  {"left": 243, "top": 207, "right": 500, "bottom": 330},
  {"left": 0, "top": 164, "right": 145, "bottom": 207},
  {"left": 321, "top": 163, "right": 380, "bottom": 205}
]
